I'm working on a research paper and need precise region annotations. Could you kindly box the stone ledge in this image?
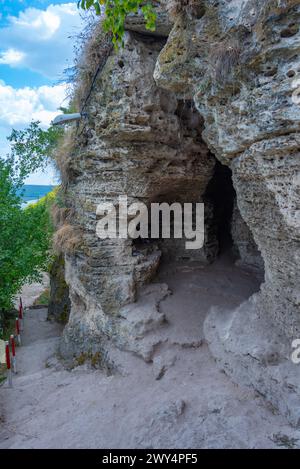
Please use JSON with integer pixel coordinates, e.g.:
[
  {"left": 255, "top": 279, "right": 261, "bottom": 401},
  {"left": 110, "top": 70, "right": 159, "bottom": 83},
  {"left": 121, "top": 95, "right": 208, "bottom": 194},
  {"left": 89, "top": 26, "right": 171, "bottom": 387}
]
[{"left": 204, "top": 294, "right": 300, "bottom": 428}]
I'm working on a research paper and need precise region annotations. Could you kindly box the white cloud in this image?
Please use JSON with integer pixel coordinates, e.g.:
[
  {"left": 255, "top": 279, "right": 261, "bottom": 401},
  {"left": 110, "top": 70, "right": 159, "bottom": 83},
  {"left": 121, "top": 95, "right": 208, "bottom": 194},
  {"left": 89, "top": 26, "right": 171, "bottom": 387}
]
[
  {"left": 0, "top": 48, "right": 26, "bottom": 65},
  {"left": 0, "top": 80, "right": 66, "bottom": 184},
  {"left": 14, "top": 7, "right": 61, "bottom": 39},
  {"left": 0, "top": 3, "right": 85, "bottom": 185},
  {"left": 0, "top": 80, "right": 67, "bottom": 129},
  {"left": 0, "top": 3, "right": 84, "bottom": 78}
]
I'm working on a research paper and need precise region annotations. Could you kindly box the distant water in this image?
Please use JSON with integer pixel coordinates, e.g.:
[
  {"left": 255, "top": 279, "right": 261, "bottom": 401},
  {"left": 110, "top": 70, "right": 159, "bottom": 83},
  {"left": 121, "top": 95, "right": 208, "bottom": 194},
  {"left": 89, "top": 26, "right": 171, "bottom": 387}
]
[{"left": 18, "top": 185, "right": 55, "bottom": 207}]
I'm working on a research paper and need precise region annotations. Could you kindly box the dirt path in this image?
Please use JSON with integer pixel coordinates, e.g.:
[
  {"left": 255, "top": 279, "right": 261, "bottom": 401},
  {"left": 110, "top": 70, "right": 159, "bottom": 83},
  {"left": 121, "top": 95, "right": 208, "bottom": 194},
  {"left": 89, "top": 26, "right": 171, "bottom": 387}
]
[{"left": 1, "top": 260, "right": 300, "bottom": 449}]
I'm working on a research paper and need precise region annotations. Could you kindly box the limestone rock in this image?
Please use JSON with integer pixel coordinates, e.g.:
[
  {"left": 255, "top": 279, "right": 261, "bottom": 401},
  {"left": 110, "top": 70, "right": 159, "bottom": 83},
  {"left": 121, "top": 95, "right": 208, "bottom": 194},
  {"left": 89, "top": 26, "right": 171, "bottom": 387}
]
[
  {"left": 154, "top": 0, "right": 300, "bottom": 423},
  {"left": 152, "top": 350, "right": 177, "bottom": 379},
  {"left": 231, "top": 199, "right": 264, "bottom": 272},
  {"left": 125, "top": 1, "right": 172, "bottom": 37},
  {"left": 48, "top": 255, "right": 71, "bottom": 324},
  {"left": 61, "top": 25, "right": 216, "bottom": 358},
  {"left": 57, "top": 0, "right": 300, "bottom": 427},
  {"left": 204, "top": 296, "right": 300, "bottom": 427}
]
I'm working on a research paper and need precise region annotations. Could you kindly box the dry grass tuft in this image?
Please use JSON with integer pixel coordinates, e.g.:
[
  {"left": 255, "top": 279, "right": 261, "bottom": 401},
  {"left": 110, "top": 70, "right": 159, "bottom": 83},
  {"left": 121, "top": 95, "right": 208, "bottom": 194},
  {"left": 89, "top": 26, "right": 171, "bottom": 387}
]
[
  {"left": 53, "top": 127, "right": 77, "bottom": 187},
  {"left": 51, "top": 204, "right": 75, "bottom": 229},
  {"left": 50, "top": 19, "right": 113, "bottom": 259},
  {"left": 53, "top": 18, "right": 113, "bottom": 189},
  {"left": 166, "top": 0, "right": 205, "bottom": 20},
  {"left": 209, "top": 39, "right": 241, "bottom": 84},
  {"left": 53, "top": 20, "right": 112, "bottom": 191},
  {"left": 74, "top": 19, "right": 112, "bottom": 112},
  {"left": 53, "top": 223, "right": 83, "bottom": 255}
]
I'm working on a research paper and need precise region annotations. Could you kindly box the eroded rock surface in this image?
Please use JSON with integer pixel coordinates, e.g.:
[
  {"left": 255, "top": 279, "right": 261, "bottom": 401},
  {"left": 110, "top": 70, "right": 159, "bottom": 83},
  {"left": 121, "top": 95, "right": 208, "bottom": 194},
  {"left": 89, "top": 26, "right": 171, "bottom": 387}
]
[
  {"left": 60, "top": 20, "right": 217, "bottom": 359},
  {"left": 154, "top": 0, "right": 300, "bottom": 424},
  {"left": 231, "top": 199, "right": 264, "bottom": 272},
  {"left": 48, "top": 255, "right": 71, "bottom": 324},
  {"left": 56, "top": 0, "right": 300, "bottom": 426},
  {"left": 155, "top": 0, "right": 300, "bottom": 337}
]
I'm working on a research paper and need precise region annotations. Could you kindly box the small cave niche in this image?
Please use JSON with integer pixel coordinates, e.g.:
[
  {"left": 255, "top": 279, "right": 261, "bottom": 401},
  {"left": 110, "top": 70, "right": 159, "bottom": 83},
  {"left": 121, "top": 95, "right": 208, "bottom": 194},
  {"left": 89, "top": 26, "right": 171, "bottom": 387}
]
[
  {"left": 129, "top": 162, "right": 238, "bottom": 266},
  {"left": 204, "top": 160, "right": 236, "bottom": 257},
  {"left": 130, "top": 157, "right": 264, "bottom": 279},
  {"left": 127, "top": 97, "right": 263, "bottom": 280}
]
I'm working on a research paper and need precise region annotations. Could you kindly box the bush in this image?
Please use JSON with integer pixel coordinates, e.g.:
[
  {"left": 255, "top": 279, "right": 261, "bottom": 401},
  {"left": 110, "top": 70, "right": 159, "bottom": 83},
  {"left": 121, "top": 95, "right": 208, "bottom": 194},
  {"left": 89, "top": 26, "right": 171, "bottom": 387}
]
[
  {"left": 79, "top": 0, "right": 157, "bottom": 47},
  {"left": 0, "top": 121, "right": 61, "bottom": 315},
  {"left": 0, "top": 167, "right": 56, "bottom": 313}
]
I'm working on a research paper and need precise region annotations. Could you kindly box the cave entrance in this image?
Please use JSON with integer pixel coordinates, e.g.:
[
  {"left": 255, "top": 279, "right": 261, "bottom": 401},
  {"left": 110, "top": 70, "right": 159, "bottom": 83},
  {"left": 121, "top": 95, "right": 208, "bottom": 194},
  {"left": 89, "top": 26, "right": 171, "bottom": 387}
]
[
  {"left": 128, "top": 137, "right": 264, "bottom": 356},
  {"left": 151, "top": 157, "right": 263, "bottom": 352},
  {"left": 134, "top": 158, "right": 238, "bottom": 266},
  {"left": 132, "top": 155, "right": 263, "bottom": 276}
]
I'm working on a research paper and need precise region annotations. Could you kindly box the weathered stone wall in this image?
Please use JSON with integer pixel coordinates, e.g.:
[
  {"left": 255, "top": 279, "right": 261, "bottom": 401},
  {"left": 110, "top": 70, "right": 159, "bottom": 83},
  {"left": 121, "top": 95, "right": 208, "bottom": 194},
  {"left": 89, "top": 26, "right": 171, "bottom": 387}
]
[
  {"left": 61, "top": 21, "right": 217, "bottom": 358},
  {"left": 155, "top": 0, "right": 300, "bottom": 338},
  {"left": 154, "top": 0, "right": 300, "bottom": 424},
  {"left": 231, "top": 199, "right": 264, "bottom": 272},
  {"left": 58, "top": 0, "right": 300, "bottom": 424}
]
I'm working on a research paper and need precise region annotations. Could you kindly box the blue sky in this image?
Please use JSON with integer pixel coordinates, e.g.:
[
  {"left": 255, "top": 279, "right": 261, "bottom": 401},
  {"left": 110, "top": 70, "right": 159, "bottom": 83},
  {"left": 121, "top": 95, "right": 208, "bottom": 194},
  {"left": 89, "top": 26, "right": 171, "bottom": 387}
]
[{"left": 0, "top": 1, "right": 85, "bottom": 184}]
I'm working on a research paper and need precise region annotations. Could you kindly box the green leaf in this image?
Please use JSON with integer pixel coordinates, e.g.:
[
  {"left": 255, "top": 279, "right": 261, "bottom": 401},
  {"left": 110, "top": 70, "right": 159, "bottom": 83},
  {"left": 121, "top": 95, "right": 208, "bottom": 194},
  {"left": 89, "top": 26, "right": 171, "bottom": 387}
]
[
  {"left": 78, "top": 0, "right": 157, "bottom": 48},
  {"left": 94, "top": 2, "right": 101, "bottom": 14}
]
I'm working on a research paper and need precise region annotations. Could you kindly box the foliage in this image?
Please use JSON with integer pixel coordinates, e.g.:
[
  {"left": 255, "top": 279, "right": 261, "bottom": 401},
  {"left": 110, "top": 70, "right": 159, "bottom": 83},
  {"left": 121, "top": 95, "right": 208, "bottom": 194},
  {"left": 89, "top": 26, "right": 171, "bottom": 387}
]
[
  {"left": 78, "top": 0, "right": 157, "bottom": 46},
  {"left": 0, "top": 308, "right": 17, "bottom": 342},
  {"left": 0, "top": 121, "right": 61, "bottom": 314},
  {"left": 0, "top": 165, "right": 56, "bottom": 313},
  {"left": 6, "top": 121, "right": 63, "bottom": 187},
  {"left": 33, "top": 288, "right": 50, "bottom": 306}
]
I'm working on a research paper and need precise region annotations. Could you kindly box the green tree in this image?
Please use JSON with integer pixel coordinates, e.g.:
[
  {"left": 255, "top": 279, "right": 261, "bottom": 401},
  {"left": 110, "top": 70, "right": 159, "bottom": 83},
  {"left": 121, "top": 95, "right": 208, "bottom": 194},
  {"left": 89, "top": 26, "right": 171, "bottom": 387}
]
[
  {"left": 0, "top": 123, "right": 60, "bottom": 317},
  {"left": 79, "top": 0, "right": 157, "bottom": 46},
  {"left": 6, "top": 121, "right": 63, "bottom": 186},
  {"left": 0, "top": 165, "right": 55, "bottom": 312}
]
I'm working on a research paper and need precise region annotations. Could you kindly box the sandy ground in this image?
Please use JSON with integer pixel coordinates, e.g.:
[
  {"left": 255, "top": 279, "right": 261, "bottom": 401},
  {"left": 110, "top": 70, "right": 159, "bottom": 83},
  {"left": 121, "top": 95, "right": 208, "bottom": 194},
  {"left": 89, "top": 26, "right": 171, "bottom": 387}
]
[{"left": 1, "top": 256, "right": 300, "bottom": 449}]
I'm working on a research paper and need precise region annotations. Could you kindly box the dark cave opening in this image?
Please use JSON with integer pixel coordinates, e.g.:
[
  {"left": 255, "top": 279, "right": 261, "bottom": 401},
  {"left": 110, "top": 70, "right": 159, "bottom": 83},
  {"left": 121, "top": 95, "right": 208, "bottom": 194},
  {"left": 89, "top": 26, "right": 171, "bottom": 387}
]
[
  {"left": 204, "top": 160, "right": 236, "bottom": 256},
  {"left": 132, "top": 160, "right": 238, "bottom": 263}
]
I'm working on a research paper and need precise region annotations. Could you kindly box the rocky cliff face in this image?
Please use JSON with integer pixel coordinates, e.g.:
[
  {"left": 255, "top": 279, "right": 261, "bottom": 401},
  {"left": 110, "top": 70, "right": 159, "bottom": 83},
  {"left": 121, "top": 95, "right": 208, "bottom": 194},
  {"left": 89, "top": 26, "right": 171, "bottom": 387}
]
[
  {"left": 154, "top": 0, "right": 300, "bottom": 425},
  {"left": 155, "top": 0, "right": 300, "bottom": 337},
  {"left": 60, "top": 23, "right": 218, "bottom": 360},
  {"left": 56, "top": 1, "right": 300, "bottom": 425}
]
